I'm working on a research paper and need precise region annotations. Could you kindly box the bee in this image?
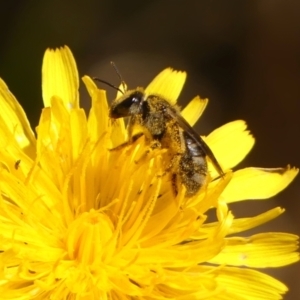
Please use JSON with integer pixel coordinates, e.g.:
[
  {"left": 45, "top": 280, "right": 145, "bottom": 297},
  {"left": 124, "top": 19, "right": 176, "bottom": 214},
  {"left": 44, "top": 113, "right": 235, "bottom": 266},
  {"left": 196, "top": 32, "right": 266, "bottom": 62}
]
[{"left": 95, "top": 69, "right": 224, "bottom": 197}]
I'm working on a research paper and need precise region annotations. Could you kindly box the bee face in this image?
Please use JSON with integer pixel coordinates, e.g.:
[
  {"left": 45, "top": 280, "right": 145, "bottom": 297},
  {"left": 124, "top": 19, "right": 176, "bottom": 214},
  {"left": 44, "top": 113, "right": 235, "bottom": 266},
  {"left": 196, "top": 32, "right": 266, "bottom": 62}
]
[
  {"left": 110, "top": 90, "right": 145, "bottom": 118},
  {"left": 108, "top": 87, "right": 223, "bottom": 197}
]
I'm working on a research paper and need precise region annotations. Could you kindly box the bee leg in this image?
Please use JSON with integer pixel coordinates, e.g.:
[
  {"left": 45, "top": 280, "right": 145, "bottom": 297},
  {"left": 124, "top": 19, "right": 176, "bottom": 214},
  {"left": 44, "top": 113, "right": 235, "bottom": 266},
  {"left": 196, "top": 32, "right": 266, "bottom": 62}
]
[
  {"left": 108, "top": 133, "right": 144, "bottom": 151},
  {"left": 171, "top": 173, "right": 178, "bottom": 196},
  {"left": 133, "top": 140, "right": 162, "bottom": 164},
  {"left": 161, "top": 154, "right": 181, "bottom": 195},
  {"left": 164, "top": 153, "right": 183, "bottom": 174},
  {"left": 149, "top": 140, "right": 161, "bottom": 150}
]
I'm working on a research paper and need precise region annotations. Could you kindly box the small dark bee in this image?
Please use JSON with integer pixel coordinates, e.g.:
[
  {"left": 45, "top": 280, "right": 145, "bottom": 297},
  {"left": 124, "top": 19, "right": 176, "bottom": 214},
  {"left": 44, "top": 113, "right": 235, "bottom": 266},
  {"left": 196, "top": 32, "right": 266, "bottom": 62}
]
[{"left": 95, "top": 68, "right": 224, "bottom": 196}]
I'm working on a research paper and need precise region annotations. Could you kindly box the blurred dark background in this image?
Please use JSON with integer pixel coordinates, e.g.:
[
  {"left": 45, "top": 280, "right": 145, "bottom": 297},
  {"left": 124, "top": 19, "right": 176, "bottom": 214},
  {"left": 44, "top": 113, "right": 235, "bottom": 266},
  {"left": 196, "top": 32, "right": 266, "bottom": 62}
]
[{"left": 0, "top": 0, "right": 299, "bottom": 298}]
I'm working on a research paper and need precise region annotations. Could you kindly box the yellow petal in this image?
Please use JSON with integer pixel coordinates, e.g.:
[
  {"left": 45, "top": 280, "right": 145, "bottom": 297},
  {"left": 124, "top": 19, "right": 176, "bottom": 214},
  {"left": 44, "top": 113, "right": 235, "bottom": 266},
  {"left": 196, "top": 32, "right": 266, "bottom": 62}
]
[
  {"left": 181, "top": 96, "right": 208, "bottom": 126},
  {"left": 0, "top": 79, "right": 36, "bottom": 157},
  {"left": 42, "top": 46, "right": 79, "bottom": 109},
  {"left": 83, "top": 76, "right": 110, "bottom": 141},
  {"left": 83, "top": 76, "right": 127, "bottom": 147},
  {"left": 210, "top": 233, "right": 299, "bottom": 268},
  {"left": 214, "top": 266, "right": 288, "bottom": 299},
  {"left": 117, "top": 82, "right": 127, "bottom": 99},
  {"left": 229, "top": 207, "right": 285, "bottom": 235},
  {"left": 145, "top": 68, "right": 186, "bottom": 105},
  {"left": 69, "top": 109, "right": 87, "bottom": 161},
  {"left": 206, "top": 120, "right": 255, "bottom": 177},
  {"left": 221, "top": 166, "right": 299, "bottom": 203}
]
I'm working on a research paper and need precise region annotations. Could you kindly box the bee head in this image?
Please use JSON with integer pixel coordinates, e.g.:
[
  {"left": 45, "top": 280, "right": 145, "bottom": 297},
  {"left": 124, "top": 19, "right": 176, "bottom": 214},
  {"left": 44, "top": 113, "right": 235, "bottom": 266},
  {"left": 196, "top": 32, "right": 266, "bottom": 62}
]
[{"left": 110, "top": 89, "right": 146, "bottom": 119}]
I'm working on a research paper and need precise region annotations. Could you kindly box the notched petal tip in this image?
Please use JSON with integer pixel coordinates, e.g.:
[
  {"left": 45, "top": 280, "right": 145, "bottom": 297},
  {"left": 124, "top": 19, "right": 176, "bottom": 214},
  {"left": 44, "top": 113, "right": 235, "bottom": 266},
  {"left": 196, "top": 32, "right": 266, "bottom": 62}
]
[
  {"left": 82, "top": 76, "right": 114, "bottom": 143},
  {"left": 0, "top": 78, "right": 36, "bottom": 155},
  {"left": 207, "top": 120, "right": 255, "bottom": 176},
  {"left": 145, "top": 68, "right": 187, "bottom": 105},
  {"left": 42, "top": 45, "right": 79, "bottom": 109},
  {"left": 82, "top": 75, "right": 101, "bottom": 97},
  {"left": 259, "top": 165, "right": 299, "bottom": 176},
  {"left": 181, "top": 96, "right": 208, "bottom": 126},
  {"left": 222, "top": 165, "right": 298, "bottom": 203}
]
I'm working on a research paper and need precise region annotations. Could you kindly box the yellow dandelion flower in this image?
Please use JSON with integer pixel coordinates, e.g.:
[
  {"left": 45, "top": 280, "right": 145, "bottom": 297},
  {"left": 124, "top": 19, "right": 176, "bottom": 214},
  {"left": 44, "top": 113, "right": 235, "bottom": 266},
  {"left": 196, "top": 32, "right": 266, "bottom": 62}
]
[{"left": 0, "top": 46, "right": 298, "bottom": 300}]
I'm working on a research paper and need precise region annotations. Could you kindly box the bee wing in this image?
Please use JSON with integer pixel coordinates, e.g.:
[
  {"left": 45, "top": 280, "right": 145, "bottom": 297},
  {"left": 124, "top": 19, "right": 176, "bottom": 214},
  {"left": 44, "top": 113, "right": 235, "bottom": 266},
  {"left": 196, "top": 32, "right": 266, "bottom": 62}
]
[{"left": 166, "top": 107, "right": 224, "bottom": 177}]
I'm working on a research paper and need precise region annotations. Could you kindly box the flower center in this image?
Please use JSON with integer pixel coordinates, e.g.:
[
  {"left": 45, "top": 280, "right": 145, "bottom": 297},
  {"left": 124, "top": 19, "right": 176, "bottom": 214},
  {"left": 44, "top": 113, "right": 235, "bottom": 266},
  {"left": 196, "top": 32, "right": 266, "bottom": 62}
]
[{"left": 65, "top": 210, "right": 114, "bottom": 265}]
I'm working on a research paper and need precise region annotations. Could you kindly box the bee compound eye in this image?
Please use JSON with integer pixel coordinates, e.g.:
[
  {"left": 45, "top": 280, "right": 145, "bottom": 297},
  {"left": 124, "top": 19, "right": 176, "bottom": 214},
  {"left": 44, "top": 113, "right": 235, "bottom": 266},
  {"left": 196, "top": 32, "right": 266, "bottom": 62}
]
[{"left": 132, "top": 94, "right": 145, "bottom": 104}]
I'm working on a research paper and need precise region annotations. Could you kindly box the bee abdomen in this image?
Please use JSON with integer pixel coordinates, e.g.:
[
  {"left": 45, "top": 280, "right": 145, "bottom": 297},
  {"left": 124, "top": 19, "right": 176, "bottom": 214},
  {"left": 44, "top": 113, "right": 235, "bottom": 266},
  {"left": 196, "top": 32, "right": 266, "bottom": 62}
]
[
  {"left": 185, "top": 135, "right": 204, "bottom": 157},
  {"left": 179, "top": 135, "right": 207, "bottom": 196}
]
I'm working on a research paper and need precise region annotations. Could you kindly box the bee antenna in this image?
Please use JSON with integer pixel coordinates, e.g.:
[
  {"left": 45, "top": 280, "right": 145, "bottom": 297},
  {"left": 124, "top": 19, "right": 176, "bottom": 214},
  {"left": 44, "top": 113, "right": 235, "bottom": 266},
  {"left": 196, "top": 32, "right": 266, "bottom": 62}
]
[
  {"left": 110, "top": 61, "right": 127, "bottom": 93},
  {"left": 93, "top": 78, "right": 124, "bottom": 94}
]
